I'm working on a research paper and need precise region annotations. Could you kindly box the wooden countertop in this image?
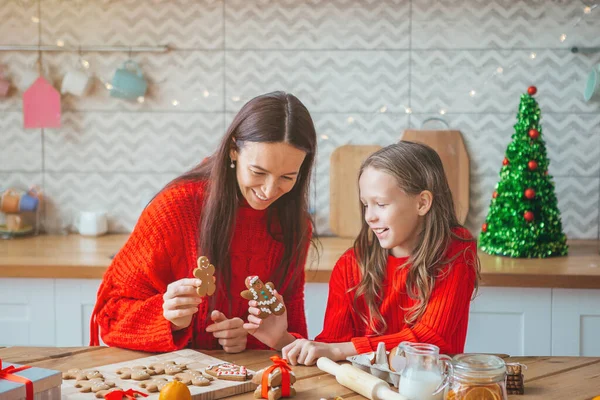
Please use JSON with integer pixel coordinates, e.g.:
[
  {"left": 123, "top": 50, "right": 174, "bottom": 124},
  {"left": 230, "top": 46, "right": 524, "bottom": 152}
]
[
  {"left": 1, "top": 234, "right": 600, "bottom": 288},
  {"left": 1, "top": 346, "right": 599, "bottom": 399}
]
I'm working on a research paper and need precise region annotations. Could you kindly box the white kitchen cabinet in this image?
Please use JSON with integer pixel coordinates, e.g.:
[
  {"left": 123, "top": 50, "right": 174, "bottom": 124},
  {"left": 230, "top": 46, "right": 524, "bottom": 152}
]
[
  {"left": 1, "top": 278, "right": 599, "bottom": 356},
  {"left": 464, "top": 287, "right": 552, "bottom": 356},
  {"left": 552, "top": 288, "right": 600, "bottom": 356},
  {"left": 55, "top": 279, "right": 102, "bottom": 346},
  {"left": 0, "top": 278, "right": 55, "bottom": 346}
]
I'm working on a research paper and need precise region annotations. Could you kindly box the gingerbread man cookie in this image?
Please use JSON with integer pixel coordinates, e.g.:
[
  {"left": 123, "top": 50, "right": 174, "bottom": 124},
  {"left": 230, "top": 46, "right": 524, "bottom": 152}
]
[
  {"left": 241, "top": 276, "right": 285, "bottom": 318},
  {"left": 193, "top": 256, "right": 216, "bottom": 297},
  {"left": 75, "top": 378, "right": 115, "bottom": 393},
  {"left": 138, "top": 378, "right": 169, "bottom": 392},
  {"left": 116, "top": 366, "right": 152, "bottom": 380},
  {"left": 204, "top": 362, "right": 250, "bottom": 381},
  {"left": 63, "top": 368, "right": 104, "bottom": 381},
  {"left": 173, "top": 371, "right": 211, "bottom": 386},
  {"left": 148, "top": 361, "right": 188, "bottom": 375}
]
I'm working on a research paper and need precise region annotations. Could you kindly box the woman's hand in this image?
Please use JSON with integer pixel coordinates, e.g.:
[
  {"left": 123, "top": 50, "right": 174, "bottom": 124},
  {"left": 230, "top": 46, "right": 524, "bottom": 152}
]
[
  {"left": 162, "top": 278, "right": 203, "bottom": 331},
  {"left": 206, "top": 310, "right": 248, "bottom": 353},
  {"left": 243, "top": 291, "right": 294, "bottom": 350},
  {"left": 282, "top": 339, "right": 356, "bottom": 366}
]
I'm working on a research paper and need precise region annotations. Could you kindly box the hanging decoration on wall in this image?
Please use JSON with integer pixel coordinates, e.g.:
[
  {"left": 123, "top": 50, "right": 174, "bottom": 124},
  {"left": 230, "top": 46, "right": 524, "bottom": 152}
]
[
  {"left": 23, "top": 77, "right": 61, "bottom": 129},
  {"left": 478, "top": 86, "right": 568, "bottom": 258}
]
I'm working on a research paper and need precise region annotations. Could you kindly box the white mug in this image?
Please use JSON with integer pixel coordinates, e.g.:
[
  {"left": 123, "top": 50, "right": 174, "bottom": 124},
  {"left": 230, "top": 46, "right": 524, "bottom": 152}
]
[
  {"left": 61, "top": 69, "right": 91, "bottom": 96},
  {"left": 76, "top": 210, "right": 108, "bottom": 237}
]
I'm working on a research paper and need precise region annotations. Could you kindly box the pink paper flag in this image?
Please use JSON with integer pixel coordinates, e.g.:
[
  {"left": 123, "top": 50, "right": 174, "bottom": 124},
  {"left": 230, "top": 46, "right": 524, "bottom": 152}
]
[{"left": 23, "top": 77, "right": 61, "bottom": 129}]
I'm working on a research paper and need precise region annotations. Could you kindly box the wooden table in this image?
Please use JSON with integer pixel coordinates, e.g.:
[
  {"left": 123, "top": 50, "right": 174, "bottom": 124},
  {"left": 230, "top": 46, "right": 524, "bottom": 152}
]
[
  {"left": 0, "top": 347, "right": 599, "bottom": 399},
  {"left": 1, "top": 235, "right": 600, "bottom": 288}
]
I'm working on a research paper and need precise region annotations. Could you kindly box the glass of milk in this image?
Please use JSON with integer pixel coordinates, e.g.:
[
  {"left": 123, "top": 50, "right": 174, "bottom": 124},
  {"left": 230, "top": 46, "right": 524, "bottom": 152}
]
[{"left": 397, "top": 342, "right": 452, "bottom": 400}]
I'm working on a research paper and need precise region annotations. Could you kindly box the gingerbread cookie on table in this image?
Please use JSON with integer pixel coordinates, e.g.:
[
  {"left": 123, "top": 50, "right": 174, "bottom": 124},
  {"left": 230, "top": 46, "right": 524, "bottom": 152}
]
[
  {"left": 148, "top": 361, "right": 188, "bottom": 375},
  {"left": 193, "top": 256, "right": 216, "bottom": 297},
  {"left": 240, "top": 275, "right": 285, "bottom": 318},
  {"left": 174, "top": 370, "right": 212, "bottom": 386},
  {"left": 75, "top": 378, "right": 116, "bottom": 393},
  {"left": 62, "top": 368, "right": 103, "bottom": 381},
  {"left": 204, "top": 362, "right": 250, "bottom": 381},
  {"left": 138, "top": 377, "right": 169, "bottom": 392},
  {"left": 116, "top": 366, "right": 152, "bottom": 380}
]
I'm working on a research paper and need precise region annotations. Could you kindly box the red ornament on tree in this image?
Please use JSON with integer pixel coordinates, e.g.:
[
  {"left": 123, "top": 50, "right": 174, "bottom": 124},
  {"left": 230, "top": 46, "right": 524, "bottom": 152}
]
[
  {"left": 527, "top": 86, "right": 537, "bottom": 95},
  {"left": 524, "top": 188, "right": 536, "bottom": 199},
  {"left": 524, "top": 211, "right": 534, "bottom": 222},
  {"left": 528, "top": 128, "right": 539, "bottom": 139},
  {"left": 492, "top": 191, "right": 498, "bottom": 199},
  {"left": 482, "top": 223, "right": 488, "bottom": 232},
  {"left": 528, "top": 160, "right": 538, "bottom": 171},
  {"left": 544, "top": 170, "right": 549, "bottom": 176},
  {"left": 502, "top": 157, "right": 509, "bottom": 166}
]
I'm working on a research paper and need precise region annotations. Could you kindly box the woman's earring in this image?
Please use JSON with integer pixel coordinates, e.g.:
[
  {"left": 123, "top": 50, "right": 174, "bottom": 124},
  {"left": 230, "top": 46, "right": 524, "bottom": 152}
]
[{"left": 230, "top": 160, "right": 235, "bottom": 169}]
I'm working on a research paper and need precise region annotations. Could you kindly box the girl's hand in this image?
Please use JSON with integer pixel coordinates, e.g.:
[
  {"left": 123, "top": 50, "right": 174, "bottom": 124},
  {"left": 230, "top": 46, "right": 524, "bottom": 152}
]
[
  {"left": 162, "top": 278, "right": 203, "bottom": 331},
  {"left": 282, "top": 339, "right": 356, "bottom": 366},
  {"left": 205, "top": 310, "right": 247, "bottom": 353},
  {"left": 243, "top": 291, "right": 294, "bottom": 350}
]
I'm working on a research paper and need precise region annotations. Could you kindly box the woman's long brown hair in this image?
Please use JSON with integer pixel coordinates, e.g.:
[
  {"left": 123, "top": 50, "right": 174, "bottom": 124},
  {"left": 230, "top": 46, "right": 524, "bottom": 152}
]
[
  {"left": 353, "top": 141, "right": 480, "bottom": 333},
  {"left": 165, "top": 91, "right": 317, "bottom": 303}
]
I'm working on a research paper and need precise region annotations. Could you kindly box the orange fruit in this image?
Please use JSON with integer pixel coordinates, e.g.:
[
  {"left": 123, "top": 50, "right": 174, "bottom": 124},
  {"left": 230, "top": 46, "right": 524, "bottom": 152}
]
[
  {"left": 159, "top": 380, "right": 192, "bottom": 400},
  {"left": 463, "top": 385, "right": 503, "bottom": 400},
  {"left": 591, "top": 396, "right": 600, "bottom": 400}
]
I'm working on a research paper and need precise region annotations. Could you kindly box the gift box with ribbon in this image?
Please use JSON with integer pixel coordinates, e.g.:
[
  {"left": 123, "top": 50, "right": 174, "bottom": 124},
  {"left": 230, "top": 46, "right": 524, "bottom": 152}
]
[
  {"left": 252, "top": 356, "right": 296, "bottom": 400},
  {"left": 0, "top": 359, "right": 61, "bottom": 400}
]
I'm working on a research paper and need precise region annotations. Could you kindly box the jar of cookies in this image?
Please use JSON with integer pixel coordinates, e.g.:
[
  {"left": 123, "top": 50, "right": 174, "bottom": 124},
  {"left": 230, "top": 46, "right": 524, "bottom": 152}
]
[{"left": 444, "top": 354, "right": 508, "bottom": 400}]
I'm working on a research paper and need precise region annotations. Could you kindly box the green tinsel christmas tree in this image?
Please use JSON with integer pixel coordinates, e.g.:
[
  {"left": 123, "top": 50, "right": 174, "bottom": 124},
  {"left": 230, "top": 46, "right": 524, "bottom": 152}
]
[{"left": 479, "top": 86, "right": 568, "bottom": 258}]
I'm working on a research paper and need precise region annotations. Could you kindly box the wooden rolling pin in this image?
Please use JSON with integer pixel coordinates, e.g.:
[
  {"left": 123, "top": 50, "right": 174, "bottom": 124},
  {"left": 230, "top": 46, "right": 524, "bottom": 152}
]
[{"left": 317, "top": 357, "right": 408, "bottom": 400}]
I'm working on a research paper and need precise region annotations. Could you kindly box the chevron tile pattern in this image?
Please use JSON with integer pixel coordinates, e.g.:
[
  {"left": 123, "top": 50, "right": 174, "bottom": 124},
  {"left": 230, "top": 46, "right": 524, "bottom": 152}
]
[
  {"left": 43, "top": 51, "right": 223, "bottom": 111},
  {"left": 411, "top": 50, "right": 600, "bottom": 113},
  {"left": 1, "top": 0, "right": 599, "bottom": 238},
  {"left": 554, "top": 177, "right": 599, "bottom": 240},
  {"left": 0, "top": 52, "right": 42, "bottom": 111},
  {"left": 412, "top": 0, "right": 600, "bottom": 49},
  {"left": 0, "top": 112, "right": 42, "bottom": 172},
  {"left": 410, "top": 112, "right": 600, "bottom": 178},
  {"left": 225, "top": 0, "right": 410, "bottom": 49},
  {"left": 44, "top": 172, "right": 178, "bottom": 233},
  {"left": 40, "top": 0, "right": 223, "bottom": 49},
  {"left": 0, "top": 0, "right": 38, "bottom": 46},
  {"left": 311, "top": 112, "right": 409, "bottom": 234},
  {"left": 44, "top": 112, "right": 224, "bottom": 173},
  {"left": 0, "top": 172, "right": 43, "bottom": 192},
  {"left": 226, "top": 51, "right": 410, "bottom": 113}
]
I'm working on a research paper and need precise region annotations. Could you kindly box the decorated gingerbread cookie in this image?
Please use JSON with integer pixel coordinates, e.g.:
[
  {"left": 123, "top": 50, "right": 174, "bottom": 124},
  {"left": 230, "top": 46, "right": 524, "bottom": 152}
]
[
  {"left": 193, "top": 256, "right": 216, "bottom": 297},
  {"left": 241, "top": 276, "right": 285, "bottom": 318},
  {"left": 204, "top": 362, "right": 250, "bottom": 381}
]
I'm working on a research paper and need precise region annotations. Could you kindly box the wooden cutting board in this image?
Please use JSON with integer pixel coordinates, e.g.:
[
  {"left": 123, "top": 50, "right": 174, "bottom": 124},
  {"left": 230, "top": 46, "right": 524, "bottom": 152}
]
[
  {"left": 400, "top": 129, "right": 470, "bottom": 225},
  {"left": 329, "top": 144, "right": 382, "bottom": 238},
  {"left": 61, "top": 349, "right": 256, "bottom": 400}
]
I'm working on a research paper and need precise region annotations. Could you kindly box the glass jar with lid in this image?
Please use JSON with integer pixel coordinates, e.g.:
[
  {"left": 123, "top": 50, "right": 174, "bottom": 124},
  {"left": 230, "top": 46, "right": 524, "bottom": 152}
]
[{"left": 444, "top": 354, "right": 508, "bottom": 400}]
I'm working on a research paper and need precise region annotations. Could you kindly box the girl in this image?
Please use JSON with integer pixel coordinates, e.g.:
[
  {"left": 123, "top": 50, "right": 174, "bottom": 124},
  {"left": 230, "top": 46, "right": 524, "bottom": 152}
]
[
  {"left": 283, "top": 141, "right": 480, "bottom": 365},
  {"left": 90, "top": 91, "right": 317, "bottom": 353}
]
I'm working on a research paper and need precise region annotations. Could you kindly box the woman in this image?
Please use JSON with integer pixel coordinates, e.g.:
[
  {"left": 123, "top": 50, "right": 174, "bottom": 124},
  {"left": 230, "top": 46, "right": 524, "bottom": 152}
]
[{"left": 90, "top": 91, "right": 317, "bottom": 353}]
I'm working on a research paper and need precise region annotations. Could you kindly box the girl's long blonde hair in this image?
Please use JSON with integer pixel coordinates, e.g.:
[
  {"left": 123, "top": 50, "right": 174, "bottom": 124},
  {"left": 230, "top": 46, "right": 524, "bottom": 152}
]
[{"left": 353, "top": 141, "right": 480, "bottom": 333}]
